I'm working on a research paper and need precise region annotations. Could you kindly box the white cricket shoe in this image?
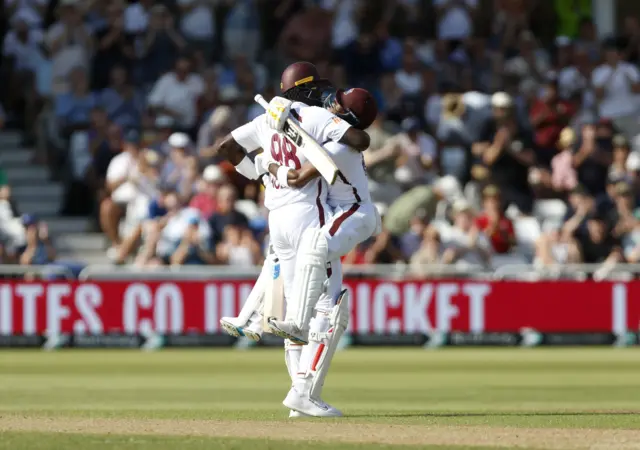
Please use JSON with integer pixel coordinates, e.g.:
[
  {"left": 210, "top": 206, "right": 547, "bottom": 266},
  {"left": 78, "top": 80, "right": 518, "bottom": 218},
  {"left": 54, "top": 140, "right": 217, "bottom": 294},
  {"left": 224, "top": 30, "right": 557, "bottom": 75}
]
[
  {"left": 288, "top": 410, "right": 311, "bottom": 418},
  {"left": 267, "top": 318, "right": 308, "bottom": 344},
  {"left": 283, "top": 386, "right": 342, "bottom": 417},
  {"left": 220, "top": 317, "right": 262, "bottom": 342}
]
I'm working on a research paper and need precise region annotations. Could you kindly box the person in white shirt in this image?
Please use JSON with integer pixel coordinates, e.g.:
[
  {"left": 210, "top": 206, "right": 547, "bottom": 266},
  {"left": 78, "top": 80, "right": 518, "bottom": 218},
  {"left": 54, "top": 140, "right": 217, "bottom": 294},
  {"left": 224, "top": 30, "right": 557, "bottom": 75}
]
[
  {"left": 592, "top": 40, "right": 640, "bottom": 139},
  {"left": 433, "top": 0, "right": 477, "bottom": 41},
  {"left": 439, "top": 199, "right": 492, "bottom": 267},
  {"left": 392, "top": 117, "right": 438, "bottom": 187},
  {"left": 101, "top": 129, "right": 141, "bottom": 250},
  {"left": 147, "top": 55, "right": 204, "bottom": 130},
  {"left": 394, "top": 48, "right": 423, "bottom": 95},
  {"left": 3, "top": 13, "right": 43, "bottom": 73},
  {"left": 177, "top": 0, "right": 215, "bottom": 61}
]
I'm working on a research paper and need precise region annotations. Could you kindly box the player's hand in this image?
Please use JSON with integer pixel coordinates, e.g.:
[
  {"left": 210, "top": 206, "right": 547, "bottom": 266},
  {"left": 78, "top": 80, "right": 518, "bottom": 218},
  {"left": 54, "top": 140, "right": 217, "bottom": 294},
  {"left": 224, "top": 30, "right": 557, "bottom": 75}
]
[
  {"left": 253, "top": 154, "right": 270, "bottom": 177},
  {"left": 265, "top": 96, "right": 292, "bottom": 132}
]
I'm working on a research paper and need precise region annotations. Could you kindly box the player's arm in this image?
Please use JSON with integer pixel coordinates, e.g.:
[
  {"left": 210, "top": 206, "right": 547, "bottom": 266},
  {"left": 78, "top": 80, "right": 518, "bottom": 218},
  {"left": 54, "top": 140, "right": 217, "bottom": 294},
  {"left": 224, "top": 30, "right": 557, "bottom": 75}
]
[
  {"left": 211, "top": 119, "right": 266, "bottom": 180},
  {"left": 267, "top": 161, "right": 319, "bottom": 188},
  {"left": 339, "top": 128, "right": 370, "bottom": 152}
]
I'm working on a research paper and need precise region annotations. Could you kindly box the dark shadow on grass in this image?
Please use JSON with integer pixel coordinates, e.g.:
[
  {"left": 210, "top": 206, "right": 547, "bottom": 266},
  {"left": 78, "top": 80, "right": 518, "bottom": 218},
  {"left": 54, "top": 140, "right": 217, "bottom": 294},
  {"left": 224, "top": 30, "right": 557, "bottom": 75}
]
[{"left": 348, "top": 411, "right": 640, "bottom": 418}]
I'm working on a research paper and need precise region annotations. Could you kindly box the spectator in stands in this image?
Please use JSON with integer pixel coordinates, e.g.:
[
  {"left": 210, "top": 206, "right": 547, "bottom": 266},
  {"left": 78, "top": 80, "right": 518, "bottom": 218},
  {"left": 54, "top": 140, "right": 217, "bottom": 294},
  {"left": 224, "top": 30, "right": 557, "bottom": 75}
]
[
  {"left": 170, "top": 215, "right": 217, "bottom": 265},
  {"left": 433, "top": 0, "right": 477, "bottom": 42},
  {"left": 592, "top": 39, "right": 640, "bottom": 139},
  {"left": 91, "top": 3, "right": 135, "bottom": 91},
  {"left": 573, "top": 121, "right": 612, "bottom": 197},
  {"left": 148, "top": 115, "right": 175, "bottom": 155},
  {"left": 399, "top": 210, "right": 428, "bottom": 260},
  {"left": 529, "top": 74, "right": 575, "bottom": 168},
  {"left": 54, "top": 67, "right": 95, "bottom": 137},
  {"left": 124, "top": 0, "right": 152, "bottom": 35},
  {"left": 474, "top": 185, "right": 515, "bottom": 254},
  {"left": 177, "top": 0, "right": 215, "bottom": 62},
  {"left": 535, "top": 219, "right": 582, "bottom": 266},
  {"left": 162, "top": 132, "right": 197, "bottom": 201},
  {"left": 190, "top": 165, "right": 225, "bottom": 220},
  {"left": 198, "top": 106, "right": 233, "bottom": 162},
  {"left": 223, "top": 0, "right": 260, "bottom": 61},
  {"left": 216, "top": 223, "right": 262, "bottom": 266},
  {"left": 87, "top": 107, "right": 112, "bottom": 181},
  {"left": 278, "top": 3, "right": 331, "bottom": 62},
  {"left": 609, "top": 181, "right": 639, "bottom": 241},
  {"left": 101, "top": 129, "right": 140, "bottom": 251},
  {"left": 609, "top": 135, "right": 632, "bottom": 181},
  {"left": 45, "top": 0, "right": 93, "bottom": 95},
  {"left": 545, "top": 127, "right": 578, "bottom": 195},
  {"left": 3, "top": 14, "right": 43, "bottom": 138},
  {"left": 393, "top": 117, "right": 438, "bottom": 189},
  {"left": 18, "top": 215, "right": 55, "bottom": 266},
  {"left": 473, "top": 92, "right": 536, "bottom": 214},
  {"left": 578, "top": 211, "right": 623, "bottom": 278},
  {"left": 140, "top": 5, "right": 186, "bottom": 86},
  {"left": 363, "top": 114, "right": 402, "bottom": 205},
  {"left": 437, "top": 93, "right": 472, "bottom": 182},
  {"left": 147, "top": 54, "right": 204, "bottom": 132},
  {"left": 98, "top": 65, "right": 144, "bottom": 129},
  {"left": 339, "top": 31, "right": 383, "bottom": 87},
  {"left": 208, "top": 184, "right": 248, "bottom": 246},
  {"left": 438, "top": 199, "right": 492, "bottom": 267},
  {"left": 6, "top": 0, "right": 47, "bottom": 30}
]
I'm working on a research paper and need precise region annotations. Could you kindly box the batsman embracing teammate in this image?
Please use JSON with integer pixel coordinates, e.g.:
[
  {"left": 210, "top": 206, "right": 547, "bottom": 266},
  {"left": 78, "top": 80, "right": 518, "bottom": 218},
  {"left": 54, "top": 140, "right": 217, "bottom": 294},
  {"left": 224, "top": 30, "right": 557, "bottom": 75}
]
[{"left": 211, "top": 62, "right": 377, "bottom": 417}]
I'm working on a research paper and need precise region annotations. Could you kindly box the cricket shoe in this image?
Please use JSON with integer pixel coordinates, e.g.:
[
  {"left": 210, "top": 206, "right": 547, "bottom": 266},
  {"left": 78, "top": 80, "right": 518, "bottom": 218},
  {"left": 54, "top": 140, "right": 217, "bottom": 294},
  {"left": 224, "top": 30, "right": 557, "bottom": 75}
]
[
  {"left": 220, "top": 317, "right": 262, "bottom": 342},
  {"left": 283, "top": 386, "right": 342, "bottom": 417},
  {"left": 267, "top": 318, "right": 308, "bottom": 344},
  {"left": 288, "top": 410, "right": 311, "bottom": 418}
]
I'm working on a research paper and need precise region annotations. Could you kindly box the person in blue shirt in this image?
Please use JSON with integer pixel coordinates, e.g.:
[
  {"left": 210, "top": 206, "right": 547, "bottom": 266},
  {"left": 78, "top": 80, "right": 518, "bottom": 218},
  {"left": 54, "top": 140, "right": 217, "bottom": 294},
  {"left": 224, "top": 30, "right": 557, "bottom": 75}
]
[
  {"left": 18, "top": 215, "right": 56, "bottom": 266},
  {"left": 54, "top": 67, "right": 96, "bottom": 136},
  {"left": 98, "top": 65, "right": 145, "bottom": 129}
]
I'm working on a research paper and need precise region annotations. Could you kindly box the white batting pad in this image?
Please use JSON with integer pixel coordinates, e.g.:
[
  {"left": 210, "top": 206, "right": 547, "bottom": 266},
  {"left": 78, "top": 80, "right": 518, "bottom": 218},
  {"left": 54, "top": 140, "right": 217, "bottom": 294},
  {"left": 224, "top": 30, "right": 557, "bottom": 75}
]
[{"left": 286, "top": 229, "right": 329, "bottom": 330}]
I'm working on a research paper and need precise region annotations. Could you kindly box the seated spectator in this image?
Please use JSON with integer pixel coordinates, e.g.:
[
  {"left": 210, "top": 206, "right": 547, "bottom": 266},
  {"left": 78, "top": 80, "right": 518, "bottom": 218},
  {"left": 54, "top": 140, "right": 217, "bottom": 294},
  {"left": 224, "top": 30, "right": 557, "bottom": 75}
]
[
  {"left": 100, "top": 129, "right": 140, "bottom": 250},
  {"left": 190, "top": 165, "right": 226, "bottom": 219},
  {"left": 529, "top": 75, "right": 575, "bottom": 167},
  {"left": 438, "top": 199, "right": 492, "bottom": 267},
  {"left": 437, "top": 94, "right": 472, "bottom": 181},
  {"left": 147, "top": 54, "right": 204, "bottom": 131},
  {"left": 363, "top": 114, "right": 403, "bottom": 205},
  {"left": 535, "top": 219, "right": 582, "bottom": 266},
  {"left": 216, "top": 224, "right": 262, "bottom": 266},
  {"left": 198, "top": 106, "right": 234, "bottom": 163},
  {"left": 98, "top": 65, "right": 145, "bottom": 129},
  {"left": 6, "top": 0, "right": 47, "bottom": 29},
  {"left": 45, "top": 0, "right": 93, "bottom": 95},
  {"left": 18, "top": 215, "right": 55, "bottom": 266},
  {"left": 392, "top": 117, "right": 438, "bottom": 189},
  {"left": 147, "top": 115, "right": 175, "bottom": 154},
  {"left": 139, "top": 5, "right": 186, "bottom": 86},
  {"left": 550, "top": 127, "right": 578, "bottom": 194},
  {"left": 208, "top": 184, "right": 249, "bottom": 246},
  {"left": 177, "top": 0, "right": 215, "bottom": 61},
  {"left": 54, "top": 67, "right": 96, "bottom": 136},
  {"left": 609, "top": 181, "right": 639, "bottom": 241},
  {"left": 609, "top": 135, "right": 631, "bottom": 181},
  {"left": 87, "top": 108, "right": 115, "bottom": 182},
  {"left": 399, "top": 211, "right": 428, "bottom": 260},
  {"left": 3, "top": 14, "right": 44, "bottom": 139},
  {"left": 573, "top": 121, "right": 613, "bottom": 197},
  {"left": 343, "top": 231, "right": 404, "bottom": 265},
  {"left": 592, "top": 39, "right": 640, "bottom": 139},
  {"left": 433, "top": 0, "right": 477, "bottom": 42},
  {"left": 124, "top": 0, "right": 152, "bottom": 35},
  {"left": 162, "top": 132, "right": 198, "bottom": 201},
  {"left": 91, "top": 3, "right": 135, "bottom": 91},
  {"left": 394, "top": 45, "right": 423, "bottom": 96},
  {"left": 578, "top": 212, "right": 623, "bottom": 279},
  {"left": 151, "top": 205, "right": 213, "bottom": 266},
  {"left": 474, "top": 185, "right": 515, "bottom": 254},
  {"left": 473, "top": 92, "right": 536, "bottom": 214}
]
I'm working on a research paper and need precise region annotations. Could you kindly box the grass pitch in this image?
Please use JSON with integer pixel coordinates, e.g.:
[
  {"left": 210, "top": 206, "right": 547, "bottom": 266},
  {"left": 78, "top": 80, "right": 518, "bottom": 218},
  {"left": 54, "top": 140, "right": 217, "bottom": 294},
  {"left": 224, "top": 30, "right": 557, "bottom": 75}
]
[{"left": 0, "top": 348, "right": 639, "bottom": 449}]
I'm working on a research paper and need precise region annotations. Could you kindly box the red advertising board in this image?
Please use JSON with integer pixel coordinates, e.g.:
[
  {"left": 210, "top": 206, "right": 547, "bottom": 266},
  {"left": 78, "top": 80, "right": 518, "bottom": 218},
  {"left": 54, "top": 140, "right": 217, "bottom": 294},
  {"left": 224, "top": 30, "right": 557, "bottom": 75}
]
[{"left": 0, "top": 280, "right": 639, "bottom": 336}]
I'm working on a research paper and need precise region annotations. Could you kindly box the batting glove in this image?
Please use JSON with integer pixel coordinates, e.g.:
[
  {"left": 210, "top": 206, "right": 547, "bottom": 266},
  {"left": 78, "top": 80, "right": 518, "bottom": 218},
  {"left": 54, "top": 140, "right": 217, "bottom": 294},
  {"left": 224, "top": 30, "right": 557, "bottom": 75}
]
[{"left": 265, "top": 96, "right": 292, "bottom": 132}]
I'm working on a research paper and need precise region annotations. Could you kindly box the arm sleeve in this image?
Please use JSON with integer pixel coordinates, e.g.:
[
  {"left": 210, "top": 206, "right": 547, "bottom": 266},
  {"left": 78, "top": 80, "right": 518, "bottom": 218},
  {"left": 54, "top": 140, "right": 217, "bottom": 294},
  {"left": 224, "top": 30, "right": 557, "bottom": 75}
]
[{"left": 230, "top": 118, "right": 262, "bottom": 152}]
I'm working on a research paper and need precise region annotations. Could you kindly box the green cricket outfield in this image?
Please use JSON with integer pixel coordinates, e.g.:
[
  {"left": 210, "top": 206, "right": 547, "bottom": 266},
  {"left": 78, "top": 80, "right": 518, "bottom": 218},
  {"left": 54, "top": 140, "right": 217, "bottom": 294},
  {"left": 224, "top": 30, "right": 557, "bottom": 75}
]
[{"left": 0, "top": 348, "right": 639, "bottom": 450}]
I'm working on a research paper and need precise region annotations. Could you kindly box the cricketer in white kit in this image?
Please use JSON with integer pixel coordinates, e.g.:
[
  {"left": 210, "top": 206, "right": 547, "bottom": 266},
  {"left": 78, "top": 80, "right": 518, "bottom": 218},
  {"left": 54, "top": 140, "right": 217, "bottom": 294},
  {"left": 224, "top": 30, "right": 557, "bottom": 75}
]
[
  {"left": 212, "top": 62, "right": 371, "bottom": 417},
  {"left": 221, "top": 87, "right": 379, "bottom": 417}
]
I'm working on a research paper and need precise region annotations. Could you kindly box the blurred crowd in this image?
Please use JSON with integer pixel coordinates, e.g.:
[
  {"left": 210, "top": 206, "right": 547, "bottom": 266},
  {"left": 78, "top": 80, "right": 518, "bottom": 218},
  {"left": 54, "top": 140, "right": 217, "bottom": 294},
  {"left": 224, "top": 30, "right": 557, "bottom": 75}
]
[{"left": 1, "top": 0, "right": 640, "bottom": 275}]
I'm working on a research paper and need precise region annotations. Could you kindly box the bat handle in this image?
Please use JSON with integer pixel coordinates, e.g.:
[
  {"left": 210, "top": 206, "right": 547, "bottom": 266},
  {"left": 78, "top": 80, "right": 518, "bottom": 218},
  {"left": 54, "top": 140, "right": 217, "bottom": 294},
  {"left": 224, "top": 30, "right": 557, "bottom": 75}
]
[{"left": 254, "top": 94, "right": 270, "bottom": 110}]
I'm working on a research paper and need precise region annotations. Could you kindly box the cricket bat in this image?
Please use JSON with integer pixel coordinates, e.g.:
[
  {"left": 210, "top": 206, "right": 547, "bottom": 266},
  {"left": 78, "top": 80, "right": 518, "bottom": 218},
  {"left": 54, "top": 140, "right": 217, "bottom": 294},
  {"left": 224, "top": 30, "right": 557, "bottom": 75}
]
[
  {"left": 263, "top": 250, "right": 284, "bottom": 329},
  {"left": 254, "top": 94, "right": 339, "bottom": 185}
]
